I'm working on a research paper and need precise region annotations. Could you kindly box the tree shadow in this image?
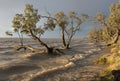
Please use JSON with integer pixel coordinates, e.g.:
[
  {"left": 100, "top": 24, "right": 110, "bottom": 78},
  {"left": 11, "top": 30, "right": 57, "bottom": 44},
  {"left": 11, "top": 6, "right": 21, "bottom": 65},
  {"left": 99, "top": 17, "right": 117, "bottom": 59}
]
[{"left": 0, "top": 64, "right": 40, "bottom": 80}]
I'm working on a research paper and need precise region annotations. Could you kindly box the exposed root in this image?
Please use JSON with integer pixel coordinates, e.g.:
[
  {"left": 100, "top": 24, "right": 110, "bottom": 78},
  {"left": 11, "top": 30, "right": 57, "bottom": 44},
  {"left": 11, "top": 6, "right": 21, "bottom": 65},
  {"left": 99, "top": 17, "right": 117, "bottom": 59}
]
[
  {"left": 14, "top": 45, "right": 64, "bottom": 55},
  {"left": 14, "top": 45, "right": 45, "bottom": 53}
]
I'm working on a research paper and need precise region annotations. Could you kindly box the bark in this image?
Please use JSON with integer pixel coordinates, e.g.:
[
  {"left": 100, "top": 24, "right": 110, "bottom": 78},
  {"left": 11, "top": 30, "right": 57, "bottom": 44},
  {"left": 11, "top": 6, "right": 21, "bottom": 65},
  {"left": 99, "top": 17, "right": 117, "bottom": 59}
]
[
  {"left": 61, "top": 29, "right": 66, "bottom": 48},
  {"left": 29, "top": 29, "right": 53, "bottom": 53},
  {"left": 30, "top": 30, "right": 47, "bottom": 48},
  {"left": 66, "top": 35, "right": 73, "bottom": 49},
  {"left": 17, "top": 31, "right": 24, "bottom": 46},
  {"left": 107, "top": 30, "right": 120, "bottom": 46},
  {"left": 16, "top": 46, "right": 26, "bottom": 51}
]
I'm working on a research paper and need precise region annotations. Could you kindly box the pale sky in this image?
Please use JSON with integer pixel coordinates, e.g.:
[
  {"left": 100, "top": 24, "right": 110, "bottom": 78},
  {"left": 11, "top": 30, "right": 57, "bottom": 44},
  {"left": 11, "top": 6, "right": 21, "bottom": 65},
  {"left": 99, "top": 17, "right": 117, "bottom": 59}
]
[{"left": 0, "top": 0, "right": 118, "bottom": 38}]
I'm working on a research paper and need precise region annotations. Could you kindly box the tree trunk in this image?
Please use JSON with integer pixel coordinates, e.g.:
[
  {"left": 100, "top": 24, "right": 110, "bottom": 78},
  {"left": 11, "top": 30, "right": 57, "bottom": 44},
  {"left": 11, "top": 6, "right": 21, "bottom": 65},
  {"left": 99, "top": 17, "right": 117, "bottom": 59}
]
[
  {"left": 107, "top": 30, "right": 120, "bottom": 46},
  {"left": 66, "top": 36, "right": 72, "bottom": 49},
  {"left": 17, "top": 31, "right": 24, "bottom": 46},
  {"left": 30, "top": 29, "right": 53, "bottom": 53},
  {"left": 61, "top": 29, "right": 66, "bottom": 48}
]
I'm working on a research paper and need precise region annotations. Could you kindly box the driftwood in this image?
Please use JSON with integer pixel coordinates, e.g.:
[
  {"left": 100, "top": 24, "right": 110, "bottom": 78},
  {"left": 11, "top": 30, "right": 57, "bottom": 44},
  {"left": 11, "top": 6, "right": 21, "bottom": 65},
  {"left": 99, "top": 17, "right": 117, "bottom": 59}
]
[{"left": 112, "top": 70, "right": 120, "bottom": 81}]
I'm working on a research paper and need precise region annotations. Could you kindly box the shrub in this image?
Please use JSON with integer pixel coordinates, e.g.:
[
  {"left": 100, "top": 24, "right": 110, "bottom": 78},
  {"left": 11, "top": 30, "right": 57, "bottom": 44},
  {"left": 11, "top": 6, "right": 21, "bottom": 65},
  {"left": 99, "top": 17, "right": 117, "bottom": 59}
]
[
  {"left": 94, "top": 45, "right": 120, "bottom": 81},
  {"left": 88, "top": 27, "right": 103, "bottom": 42}
]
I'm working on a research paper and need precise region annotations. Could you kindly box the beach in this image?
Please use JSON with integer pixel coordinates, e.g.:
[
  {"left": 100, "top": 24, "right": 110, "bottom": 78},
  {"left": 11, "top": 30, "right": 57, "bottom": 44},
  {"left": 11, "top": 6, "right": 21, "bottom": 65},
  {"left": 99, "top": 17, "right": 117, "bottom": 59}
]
[{"left": 0, "top": 38, "right": 108, "bottom": 81}]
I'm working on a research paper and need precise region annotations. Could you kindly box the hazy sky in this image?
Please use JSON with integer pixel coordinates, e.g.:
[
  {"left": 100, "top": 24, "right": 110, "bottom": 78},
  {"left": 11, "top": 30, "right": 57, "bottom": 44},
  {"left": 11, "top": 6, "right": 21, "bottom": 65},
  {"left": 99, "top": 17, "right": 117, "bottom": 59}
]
[{"left": 0, "top": 0, "right": 118, "bottom": 38}]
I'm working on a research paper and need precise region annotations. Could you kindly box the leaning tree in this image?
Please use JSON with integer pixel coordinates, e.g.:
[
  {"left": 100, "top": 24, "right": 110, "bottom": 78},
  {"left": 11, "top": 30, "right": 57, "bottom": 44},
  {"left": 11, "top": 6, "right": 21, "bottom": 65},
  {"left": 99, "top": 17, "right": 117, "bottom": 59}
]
[
  {"left": 90, "top": 1, "right": 120, "bottom": 46},
  {"left": 107, "top": 2, "right": 120, "bottom": 45},
  {"left": 12, "top": 4, "right": 56, "bottom": 53}
]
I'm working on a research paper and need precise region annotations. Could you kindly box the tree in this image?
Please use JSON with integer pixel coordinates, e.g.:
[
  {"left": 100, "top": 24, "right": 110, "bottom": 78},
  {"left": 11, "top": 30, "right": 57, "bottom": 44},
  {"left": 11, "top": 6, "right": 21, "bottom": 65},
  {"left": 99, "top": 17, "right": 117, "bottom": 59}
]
[
  {"left": 107, "top": 3, "right": 120, "bottom": 45},
  {"left": 88, "top": 27, "right": 103, "bottom": 42},
  {"left": 90, "top": 12, "right": 110, "bottom": 42},
  {"left": 55, "top": 11, "right": 88, "bottom": 49},
  {"left": 55, "top": 11, "right": 67, "bottom": 48},
  {"left": 91, "top": 2, "right": 120, "bottom": 46},
  {"left": 12, "top": 4, "right": 56, "bottom": 53},
  {"left": 12, "top": 14, "right": 25, "bottom": 46}
]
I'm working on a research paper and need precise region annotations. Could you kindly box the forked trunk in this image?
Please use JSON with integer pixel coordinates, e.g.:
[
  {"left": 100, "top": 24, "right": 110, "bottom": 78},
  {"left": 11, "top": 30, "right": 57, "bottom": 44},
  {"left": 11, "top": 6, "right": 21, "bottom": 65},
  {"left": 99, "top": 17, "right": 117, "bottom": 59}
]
[
  {"left": 66, "top": 38, "right": 72, "bottom": 49},
  {"left": 66, "top": 35, "right": 73, "bottom": 49}
]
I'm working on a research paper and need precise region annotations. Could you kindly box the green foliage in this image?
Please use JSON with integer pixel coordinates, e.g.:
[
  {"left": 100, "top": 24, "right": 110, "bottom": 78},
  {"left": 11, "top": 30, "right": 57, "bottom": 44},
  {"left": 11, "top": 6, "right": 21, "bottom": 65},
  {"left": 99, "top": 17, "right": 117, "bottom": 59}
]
[
  {"left": 12, "top": 4, "right": 44, "bottom": 37},
  {"left": 23, "top": 4, "right": 41, "bottom": 35},
  {"left": 12, "top": 4, "right": 57, "bottom": 38},
  {"left": 93, "top": 12, "right": 106, "bottom": 23},
  {"left": 55, "top": 11, "right": 68, "bottom": 29},
  {"left": 44, "top": 18, "right": 56, "bottom": 31},
  {"left": 89, "top": 2, "right": 120, "bottom": 81},
  {"left": 89, "top": 3, "right": 120, "bottom": 43},
  {"left": 12, "top": 14, "right": 24, "bottom": 32},
  {"left": 89, "top": 12, "right": 108, "bottom": 42},
  {"left": 92, "top": 2, "right": 120, "bottom": 79},
  {"left": 11, "top": 4, "right": 88, "bottom": 50},
  {"left": 108, "top": 3, "right": 120, "bottom": 30},
  {"left": 12, "top": 4, "right": 63, "bottom": 53},
  {"left": 96, "top": 57, "right": 107, "bottom": 64},
  {"left": 88, "top": 27, "right": 103, "bottom": 42},
  {"left": 55, "top": 11, "right": 88, "bottom": 48},
  {"left": 5, "top": 31, "right": 13, "bottom": 36},
  {"left": 55, "top": 11, "right": 88, "bottom": 33}
]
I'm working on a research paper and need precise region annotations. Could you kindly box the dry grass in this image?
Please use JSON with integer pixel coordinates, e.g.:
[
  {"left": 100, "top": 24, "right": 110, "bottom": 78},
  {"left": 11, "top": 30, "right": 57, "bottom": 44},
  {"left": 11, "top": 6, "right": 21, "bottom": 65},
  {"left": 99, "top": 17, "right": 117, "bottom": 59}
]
[{"left": 94, "top": 44, "right": 120, "bottom": 81}]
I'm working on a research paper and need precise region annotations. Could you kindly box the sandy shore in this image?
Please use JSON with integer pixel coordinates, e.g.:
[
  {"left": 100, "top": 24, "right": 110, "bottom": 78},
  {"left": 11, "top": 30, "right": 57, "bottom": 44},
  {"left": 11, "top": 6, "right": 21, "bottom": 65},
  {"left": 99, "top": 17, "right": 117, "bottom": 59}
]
[{"left": 0, "top": 38, "right": 108, "bottom": 81}]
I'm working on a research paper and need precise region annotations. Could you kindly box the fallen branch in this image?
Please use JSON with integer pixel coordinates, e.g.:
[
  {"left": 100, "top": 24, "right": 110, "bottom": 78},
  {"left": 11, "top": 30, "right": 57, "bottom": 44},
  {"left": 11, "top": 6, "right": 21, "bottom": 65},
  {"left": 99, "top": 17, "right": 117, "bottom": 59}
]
[{"left": 14, "top": 45, "right": 44, "bottom": 53}]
